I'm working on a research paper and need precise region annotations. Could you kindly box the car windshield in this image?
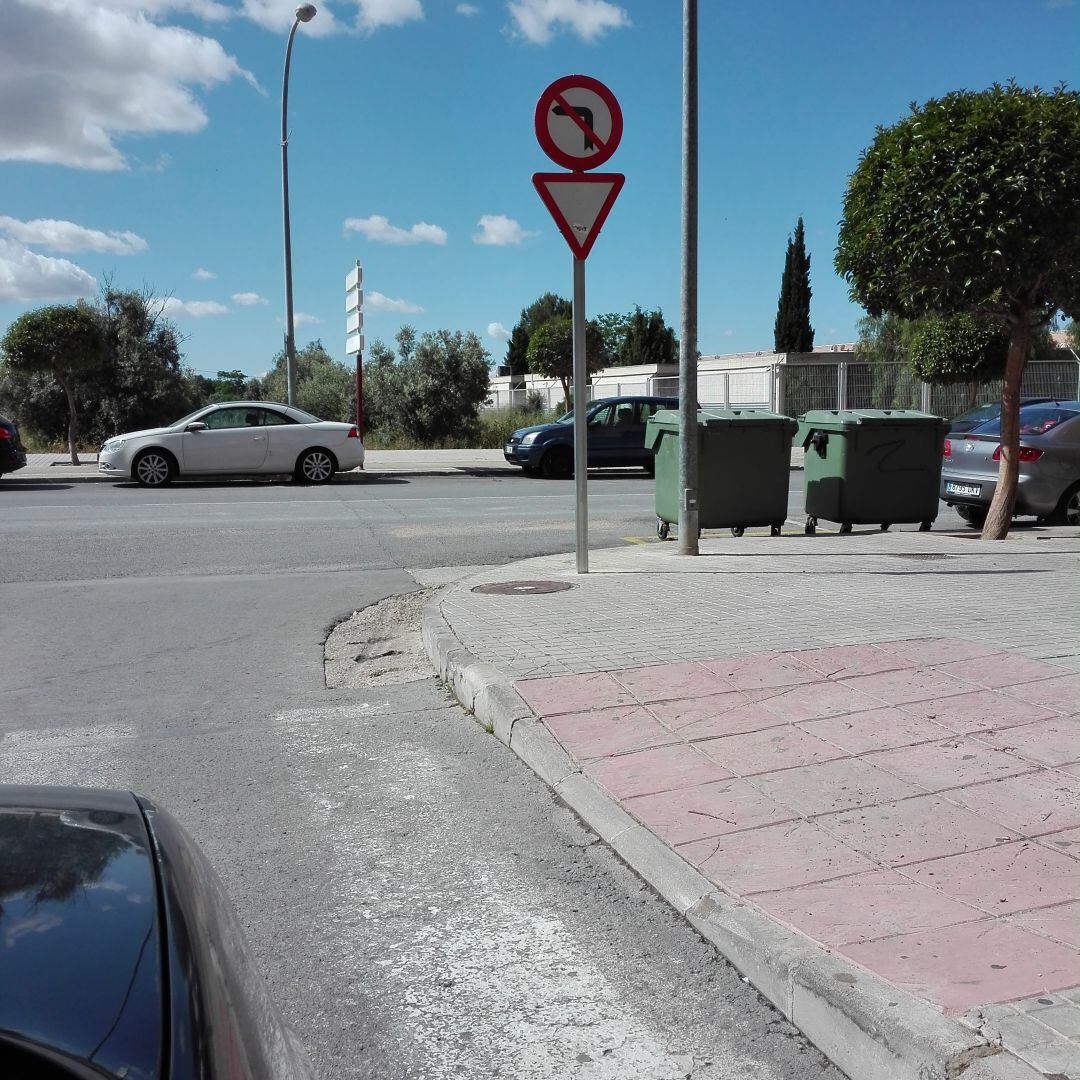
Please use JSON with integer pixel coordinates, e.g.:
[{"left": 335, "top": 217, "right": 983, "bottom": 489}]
[
  {"left": 172, "top": 407, "right": 209, "bottom": 426},
  {"left": 555, "top": 410, "right": 574, "bottom": 424},
  {"left": 974, "top": 406, "right": 1077, "bottom": 437}
]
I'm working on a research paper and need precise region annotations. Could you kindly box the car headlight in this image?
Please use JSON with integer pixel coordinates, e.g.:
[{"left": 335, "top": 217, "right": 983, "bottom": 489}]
[
  {"left": 102, "top": 438, "right": 125, "bottom": 453},
  {"left": 520, "top": 432, "right": 540, "bottom": 446}
]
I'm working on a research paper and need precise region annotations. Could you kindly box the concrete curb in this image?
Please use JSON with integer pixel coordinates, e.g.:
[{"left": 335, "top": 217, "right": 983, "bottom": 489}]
[{"left": 421, "top": 587, "right": 1045, "bottom": 1080}]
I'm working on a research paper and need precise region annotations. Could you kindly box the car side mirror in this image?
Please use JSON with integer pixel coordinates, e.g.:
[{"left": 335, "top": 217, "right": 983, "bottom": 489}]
[{"left": 185, "top": 422, "right": 208, "bottom": 432}]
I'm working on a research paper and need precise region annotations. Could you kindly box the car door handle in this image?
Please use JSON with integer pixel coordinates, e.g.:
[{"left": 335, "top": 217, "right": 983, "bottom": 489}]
[{"left": 253, "top": 435, "right": 265, "bottom": 441}]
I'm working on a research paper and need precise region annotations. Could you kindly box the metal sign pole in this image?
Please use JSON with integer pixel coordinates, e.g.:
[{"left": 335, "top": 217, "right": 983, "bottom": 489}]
[{"left": 572, "top": 256, "right": 588, "bottom": 574}]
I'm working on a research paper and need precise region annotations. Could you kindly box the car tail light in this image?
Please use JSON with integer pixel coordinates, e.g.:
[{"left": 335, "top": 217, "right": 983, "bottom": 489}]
[
  {"left": 991, "top": 445, "right": 1043, "bottom": 462},
  {"left": 0, "top": 428, "right": 11, "bottom": 440},
  {"left": 347, "top": 426, "right": 359, "bottom": 439},
  {"left": 943, "top": 439, "right": 951, "bottom": 457}
]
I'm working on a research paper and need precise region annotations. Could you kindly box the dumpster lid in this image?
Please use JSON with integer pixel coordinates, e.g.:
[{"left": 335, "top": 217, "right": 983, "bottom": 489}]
[
  {"left": 798, "top": 409, "right": 947, "bottom": 429},
  {"left": 649, "top": 408, "right": 797, "bottom": 428}
]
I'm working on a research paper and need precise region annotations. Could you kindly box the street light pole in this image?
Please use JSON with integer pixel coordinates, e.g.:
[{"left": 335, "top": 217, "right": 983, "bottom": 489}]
[
  {"left": 678, "top": 0, "right": 700, "bottom": 554},
  {"left": 281, "top": 4, "right": 317, "bottom": 407}
]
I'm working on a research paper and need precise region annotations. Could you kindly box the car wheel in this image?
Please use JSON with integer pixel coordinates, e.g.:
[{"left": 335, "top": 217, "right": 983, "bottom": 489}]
[
  {"left": 955, "top": 504, "right": 988, "bottom": 529},
  {"left": 540, "top": 446, "right": 573, "bottom": 480},
  {"left": 1050, "top": 483, "right": 1080, "bottom": 527},
  {"left": 133, "top": 449, "right": 175, "bottom": 488},
  {"left": 295, "top": 448, "right": 336, "bottom": 484}
]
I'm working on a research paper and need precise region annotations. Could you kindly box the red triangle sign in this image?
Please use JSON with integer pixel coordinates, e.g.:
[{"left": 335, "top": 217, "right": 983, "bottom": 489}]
[{"left": 532, "top": 172, "right": 625, "bottom": 260}]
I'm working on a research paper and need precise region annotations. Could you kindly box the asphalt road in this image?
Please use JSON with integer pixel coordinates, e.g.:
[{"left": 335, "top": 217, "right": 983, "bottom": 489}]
[{"left": 0, "top": 473, "right": 852, "bottom": 1080}]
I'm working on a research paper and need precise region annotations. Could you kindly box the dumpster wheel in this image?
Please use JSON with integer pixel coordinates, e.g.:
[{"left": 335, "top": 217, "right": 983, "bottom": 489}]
[
  {"left": 730, "top": 526, "right": 745, "bottom": 538},
  {"left": 656, "top": 519, "right": 670, "bottom": 541},
  {"left": 770, "top": 524, "right": 782, "bottom": 537},
  {"left": 919, "top": 520, "right": 933, "bottom": 532},
  {"left": 880, "top": 523, "right": 891, "bottom": 532},
  {"left": 805, "top": 516, "right": 817, "bottom": 535},
  {"left": 840, "top": 523, "right": 853, "bottom": 534}
]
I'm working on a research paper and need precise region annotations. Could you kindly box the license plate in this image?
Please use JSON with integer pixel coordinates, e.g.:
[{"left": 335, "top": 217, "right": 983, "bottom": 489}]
[{"left": 946, "top": 482, "right": 981, "bottom": 497}]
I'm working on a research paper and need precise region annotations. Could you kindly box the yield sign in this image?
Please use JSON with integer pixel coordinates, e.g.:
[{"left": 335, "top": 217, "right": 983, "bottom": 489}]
[{"left": 532, "top": 172, "right": 624, "bottom": 260}]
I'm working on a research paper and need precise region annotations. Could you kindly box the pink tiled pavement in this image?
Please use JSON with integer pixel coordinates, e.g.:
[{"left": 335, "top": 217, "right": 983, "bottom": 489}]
[{"left": 514, "top": 637, "right": 1080, "bottom": 1016}]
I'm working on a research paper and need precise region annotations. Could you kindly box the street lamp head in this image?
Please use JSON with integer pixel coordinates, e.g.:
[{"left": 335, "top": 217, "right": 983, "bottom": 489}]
[{"left": 295, "top": 4, "right": 317, "bottom": 21}]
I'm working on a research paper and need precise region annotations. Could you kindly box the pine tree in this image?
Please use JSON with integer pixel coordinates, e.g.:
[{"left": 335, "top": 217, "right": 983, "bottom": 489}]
[{"left": 773, "top": 217, "right": 814, "bottom": 353}]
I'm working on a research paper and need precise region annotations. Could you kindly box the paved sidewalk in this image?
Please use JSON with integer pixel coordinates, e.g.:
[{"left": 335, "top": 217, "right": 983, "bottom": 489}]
[
  {"left": 8, "top": 449, "right": 517, "bottom": 482},
  {"left": 424, "top": 527, "right": 1080, "bottom": 1080}
]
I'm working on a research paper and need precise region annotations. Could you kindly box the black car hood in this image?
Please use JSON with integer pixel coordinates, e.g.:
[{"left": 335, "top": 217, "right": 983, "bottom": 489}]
[
  {"left": 0, "top": 786, "right": 162, "bottom": 1079},
  {"left": 510, "top": 421, "right": 567, "bottom": 440}
]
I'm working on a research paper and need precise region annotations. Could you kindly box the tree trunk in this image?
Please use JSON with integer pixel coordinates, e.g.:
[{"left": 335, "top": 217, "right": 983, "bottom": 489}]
[
  {"left": 55, "top": 368, "right": 80, "bottom": 466},
  {"left": 981, "top": 321, "right": 1029, "bottom": 540},
  {"left": 559, "top": 374, "right": 571, "bottom": 413}
]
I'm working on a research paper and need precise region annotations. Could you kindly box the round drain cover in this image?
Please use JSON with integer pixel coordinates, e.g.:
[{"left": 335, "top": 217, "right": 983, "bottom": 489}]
[{"left": 472, "top": 580, "right": 574, "bottom": 595}]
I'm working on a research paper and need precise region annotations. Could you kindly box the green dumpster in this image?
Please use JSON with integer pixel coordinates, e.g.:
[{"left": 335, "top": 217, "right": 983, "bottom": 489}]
[
  {"left": 798, "top": 409, "right": 951, "bottom": 534},
  {"left": 647, "top": 408, "right": 798, "bottom": 539}
]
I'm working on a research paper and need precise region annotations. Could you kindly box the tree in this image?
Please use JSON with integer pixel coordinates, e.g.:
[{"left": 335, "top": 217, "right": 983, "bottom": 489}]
[
  {"left": 210, "top": 370, "right": 248, "bottom": 401},
  {"left": 0, "top": 303, "right": 105, "bottom": 463},
  {"left": 1068, "top": 321, "right": 1080, "bottom": 352},
  {"left": 773, "top": 217, "right": 814, "bottom": 353},
  {"left": 836, "top": 82, "right": 1080, "bottom": 538},
  {"left": 526, "top": 316, "right": 606, "bottom": 408},
  {"left": 616, "top": 306, "right": 678, "bottom": 367},
  {"left": 259, "top": 340, "right": 355, "bottom": 422},
  {"left": 504, "top": 293, "right": 572, "bottom": 376}
]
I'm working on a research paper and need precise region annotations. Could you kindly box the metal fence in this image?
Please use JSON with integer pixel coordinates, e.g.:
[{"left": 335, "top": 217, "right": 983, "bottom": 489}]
[{"left": 486, "top": 357, "right": 1080, "bottom": 419}]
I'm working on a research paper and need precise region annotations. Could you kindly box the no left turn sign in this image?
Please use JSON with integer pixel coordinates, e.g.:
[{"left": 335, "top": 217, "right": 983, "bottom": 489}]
[{"left": 534, "top": 74, "right": 622, "bottom": 172}]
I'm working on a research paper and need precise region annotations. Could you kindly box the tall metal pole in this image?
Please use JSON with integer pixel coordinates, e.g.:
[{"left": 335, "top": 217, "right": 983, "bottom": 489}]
[
  {"left": 572, "top": 256, "right": 589, "bottom": 574},
  {"left": 677, "top": 0, "right": 699, "bottom": 555},
  {"left": 280, "top": 7, "right": 315, "bottom": 408}
]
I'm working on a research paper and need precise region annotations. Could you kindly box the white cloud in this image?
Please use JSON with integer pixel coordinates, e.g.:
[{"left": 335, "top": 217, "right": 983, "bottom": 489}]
[
  {"left": 0, "top": 238, "right": 96, "bottom": 302},
  {"left": 367, "top": 291, "right": 423, "bottom": 314},
  {"left": 193, "top": 267, "right": 216, "bottom": 280},
  {"left": 239, "top": 0, "right": 340, "bottom": 35},
  {"left": 456, "top": 2, "right": 480, "bottom": 13},
  {"left": 487, "top": 322, "right": 510, "bottom": 342},
  {"left": 344, "top": 214, "right": 447, "bottom": 246},
  {"left": 507, "top": 0, "right": 630, "bottom": 44},
  {"left": 293, "top": 311, "right": 322, "bottom": 326},
  {"left": 356, "top": 0, "right": 423, "bottom": 31},
  {"left": 0, "top": 0, "right": 256, "bottom": 171},
  {"left": 723, "top": 329, "right": 733, "bottom": 337},
  {"left": 0, "top": 216, "right": 147, "bottom": 255},
  {"left": 472, "top": 214, "right": 534, "bottom": 246},
  {"left": 232, "top": 291, "right": 268, "bottom": 305},
  {"left": 160, "top": 297, "right": 228, "bottom": 317}
]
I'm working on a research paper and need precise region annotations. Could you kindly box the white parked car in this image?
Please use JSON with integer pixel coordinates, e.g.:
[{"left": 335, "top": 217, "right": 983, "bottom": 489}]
[{"left": 98, "top": 401, "right": 365, "bottom": 487}]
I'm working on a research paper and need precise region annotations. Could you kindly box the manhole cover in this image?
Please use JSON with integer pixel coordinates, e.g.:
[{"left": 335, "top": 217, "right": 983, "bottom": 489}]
[
  {"left": 472, "top": 580, "right": 574, "bottom": 595},
  {"left": 890, "top": 553, "right": 953, "bottom": 561}
]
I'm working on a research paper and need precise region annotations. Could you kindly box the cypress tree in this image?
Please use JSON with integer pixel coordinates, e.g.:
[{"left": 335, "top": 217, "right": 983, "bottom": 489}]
[{"left": 773, "top": 217, "right": 814, "bottom": 352}]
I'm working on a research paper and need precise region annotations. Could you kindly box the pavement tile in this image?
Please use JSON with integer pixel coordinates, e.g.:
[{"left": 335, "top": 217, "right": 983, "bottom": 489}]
[
  {"left": 625, "top": 778, "right": 796, "bottom": 846},
  {"left": 977, "top": 717, "right": 1080, "bottom": 767},
  {"left": 610, "top": 661, "right": 739, "bottom": 704},
  {"left": 842, "top": 666, "right": 980, "bottom": 706},
  {"left": 584, "top": 743, "right": 732, "bottom": 800},
  {"left": 756, "top": 679, "right": 885, "bottom": 723},
  {"left": 799, "top": 707, "right": 949, "bottom": 754},
  {"left": 1025, "top": 1002, "right": 1080, "bottom": 1037},
  {"left": 543, "top": 705, "right": 676, "bottom": 762},
  {"left": 945, "top": 772, "right": 1080, "bottom": 838},
  {"left": 1001, "top": 674, "right": 1080, "bottom": 715},
  {"left": 786, "top": 643, "right": 914, "bottom": 679},
  {"left": 935, "top": 652, "right": 1072, "bottom": 690},
  {"left": 899, "top": 689, "right": 1055, "bottom": 734},
  {"left": 813, "top": 794, "right": 1019, "bottom": 865},
  {"left": 1022, "top": 1037, "right": 1080, "bottom": 1075},
  {"left": 839, "top": 919, "right": 1080, "bottom": 1013},
  {"left": 515, "top": 671, "right": 636, "bottom": 716},
  {"left": 751, "top": 869, "right": 984, "bottom": 946},
  {"left": 866, "top": 738, "right": 1035, "bottom": 792},
  {"left": 1008, "top": 901, "right": 1080, "bottom": 950},
  {"left": 883, "top": 637, "right": 1000, "bottom": 665},
  {"left": 899, "top": 840, "right": 1080, "bottom": 914},
  {"left": 750, "top": 757, "right": 926, "bottom": 816},
  {"left": 695, "top": 725, "right": 847, "bottom": 776},
  {"left": 651, "top": 696, "right": 788, "bottom": 740},
  {"left": 1041, "top": 828, "right": 1080, "bottom": 859},
  {"left": 699, "top": 652, "right": 822, "bottom": 692},
  {"left": 680, "top": 819, "right": 878, "bottom": 894}
]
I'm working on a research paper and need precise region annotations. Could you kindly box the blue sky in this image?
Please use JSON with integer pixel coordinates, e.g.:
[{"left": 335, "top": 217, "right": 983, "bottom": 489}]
[{"left": 1, "top": 0, "right": 1077, "bottom": 379}]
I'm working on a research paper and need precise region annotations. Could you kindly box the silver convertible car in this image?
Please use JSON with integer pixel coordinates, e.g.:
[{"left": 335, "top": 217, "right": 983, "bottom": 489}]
[
  {"left": 941, "top": 401, "right": 1080, "bottom": 527},
  {"left": 99, "top": 401, "right": 365, "bottom": 487}
]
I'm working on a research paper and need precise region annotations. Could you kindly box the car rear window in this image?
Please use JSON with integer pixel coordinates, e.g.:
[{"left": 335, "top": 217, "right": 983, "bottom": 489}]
[{"left": 974, "top": 406, "right": 1078, "bottom": 436}]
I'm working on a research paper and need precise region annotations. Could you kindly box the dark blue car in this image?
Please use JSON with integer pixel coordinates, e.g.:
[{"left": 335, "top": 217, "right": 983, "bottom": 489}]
[{"left": 504, "top": 396, "right": 678, "bottom": 479}]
